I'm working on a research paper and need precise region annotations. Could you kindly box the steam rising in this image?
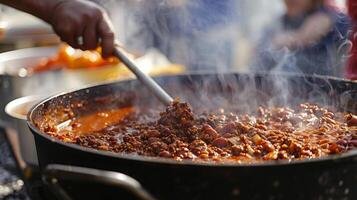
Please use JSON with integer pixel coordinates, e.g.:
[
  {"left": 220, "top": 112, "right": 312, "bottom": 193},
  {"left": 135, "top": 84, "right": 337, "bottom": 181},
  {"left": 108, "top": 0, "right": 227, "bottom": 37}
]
[
  {"left": 104, "top": 0, "right": 242, "bottom": 71},
  {"left": 95, "top": 0, "right": 355, "bottom": 112}
]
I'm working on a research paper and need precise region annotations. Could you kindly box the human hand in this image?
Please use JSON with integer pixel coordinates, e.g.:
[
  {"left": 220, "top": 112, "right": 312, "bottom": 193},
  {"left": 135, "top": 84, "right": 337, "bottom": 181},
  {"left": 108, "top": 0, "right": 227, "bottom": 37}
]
[{"left": 47, "top": 0, "right": 115, "bottom": 57}]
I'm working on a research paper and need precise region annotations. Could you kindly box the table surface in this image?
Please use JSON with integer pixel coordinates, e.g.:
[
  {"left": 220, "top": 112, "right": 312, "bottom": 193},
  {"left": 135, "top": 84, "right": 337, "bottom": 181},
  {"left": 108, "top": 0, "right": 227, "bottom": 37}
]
[{"left": 0, "top": 127, "right": 29, "bottom": 200}]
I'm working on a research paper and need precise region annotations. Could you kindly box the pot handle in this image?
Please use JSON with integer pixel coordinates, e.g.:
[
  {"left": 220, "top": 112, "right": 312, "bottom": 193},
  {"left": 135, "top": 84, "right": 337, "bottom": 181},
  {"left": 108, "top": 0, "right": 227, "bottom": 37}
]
[{"left": 42, "top": 164, "right": 157, "bottom": 200}]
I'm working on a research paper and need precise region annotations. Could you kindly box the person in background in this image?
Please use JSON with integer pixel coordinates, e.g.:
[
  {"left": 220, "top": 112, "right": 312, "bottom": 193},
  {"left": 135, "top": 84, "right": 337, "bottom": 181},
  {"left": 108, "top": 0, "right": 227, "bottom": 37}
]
[
  {"left": 346, "top": 0, "right": 357, "bottom": 80},
  {"left": 0, "top": 0, "right": 115, "bottom": 57},
  {"left": 253, "top": 0, "right": 350, "bottom": 76}
]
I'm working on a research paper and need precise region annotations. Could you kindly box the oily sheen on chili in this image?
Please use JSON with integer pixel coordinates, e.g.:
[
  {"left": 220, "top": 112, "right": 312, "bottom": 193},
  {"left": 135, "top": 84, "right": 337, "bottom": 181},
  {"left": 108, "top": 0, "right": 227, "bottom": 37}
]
[{"left": 44, "top": 101, "right": 357, "bottom": 163}]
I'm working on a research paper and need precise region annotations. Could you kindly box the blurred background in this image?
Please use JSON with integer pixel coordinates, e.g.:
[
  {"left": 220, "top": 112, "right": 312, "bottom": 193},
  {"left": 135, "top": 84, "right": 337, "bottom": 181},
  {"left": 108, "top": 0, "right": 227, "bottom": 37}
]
[
  {"left": 0, "top": 0, "right": 351, "bottom": 77},
  {"left": 106, "top": 0, "right": 351, "bottom": 76}
]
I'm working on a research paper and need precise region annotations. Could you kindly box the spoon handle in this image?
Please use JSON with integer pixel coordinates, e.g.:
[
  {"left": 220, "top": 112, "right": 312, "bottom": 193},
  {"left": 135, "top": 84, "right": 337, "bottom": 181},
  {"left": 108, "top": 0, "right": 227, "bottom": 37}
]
[{"left": 113, "top": 47, "right": 173, "bottom": 106}]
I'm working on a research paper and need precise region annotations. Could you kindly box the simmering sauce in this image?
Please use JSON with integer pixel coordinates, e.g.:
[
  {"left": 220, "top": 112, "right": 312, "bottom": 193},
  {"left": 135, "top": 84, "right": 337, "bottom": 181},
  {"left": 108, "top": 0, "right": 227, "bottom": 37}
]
[
  {"left": 60, "top": 107, "right": 134, "bottom": 135},
  {"left": 46, "top": 101, "right": 357, "bottom": 163}
]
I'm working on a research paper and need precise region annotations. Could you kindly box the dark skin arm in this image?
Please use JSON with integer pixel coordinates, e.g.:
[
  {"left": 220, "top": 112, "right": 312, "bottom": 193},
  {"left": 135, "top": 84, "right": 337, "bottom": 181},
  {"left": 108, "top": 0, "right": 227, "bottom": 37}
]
[{"left": 0, "top": 0, "right": 115, "bottom": 57}]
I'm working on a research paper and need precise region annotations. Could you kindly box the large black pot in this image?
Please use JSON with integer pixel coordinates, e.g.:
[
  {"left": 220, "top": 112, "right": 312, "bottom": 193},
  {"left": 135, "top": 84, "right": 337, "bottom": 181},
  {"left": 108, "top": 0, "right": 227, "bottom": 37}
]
[{"left": 28, "top": 73, "right": 357, "bottom": 200}]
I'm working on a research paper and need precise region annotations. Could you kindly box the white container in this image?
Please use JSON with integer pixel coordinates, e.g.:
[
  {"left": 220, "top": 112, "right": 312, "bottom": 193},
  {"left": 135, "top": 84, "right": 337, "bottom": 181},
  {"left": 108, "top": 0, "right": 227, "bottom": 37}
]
[{"left": 5, "top": 95, "right": 44, "bottom": 166}]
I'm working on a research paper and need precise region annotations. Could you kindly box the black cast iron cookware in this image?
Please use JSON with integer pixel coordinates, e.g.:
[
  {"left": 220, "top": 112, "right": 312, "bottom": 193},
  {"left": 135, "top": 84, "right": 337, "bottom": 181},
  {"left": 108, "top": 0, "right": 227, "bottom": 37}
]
[{"left": 28, "top": 72, "right": 357, "bottom": 200}]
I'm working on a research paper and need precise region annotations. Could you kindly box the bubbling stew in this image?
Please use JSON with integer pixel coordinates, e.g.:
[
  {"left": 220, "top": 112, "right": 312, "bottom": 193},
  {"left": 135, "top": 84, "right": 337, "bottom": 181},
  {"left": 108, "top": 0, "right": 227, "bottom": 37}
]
[{"left": 43, "top": 100, "right": 357, "bottom": 163}]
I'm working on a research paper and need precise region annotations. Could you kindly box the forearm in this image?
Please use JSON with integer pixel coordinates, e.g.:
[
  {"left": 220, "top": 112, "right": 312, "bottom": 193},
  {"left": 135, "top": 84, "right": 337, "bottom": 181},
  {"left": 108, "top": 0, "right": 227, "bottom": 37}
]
[
  {"left": 0, "top": 0, "right": 63, "bottom": 22},
  {"left": 295, "top": 13, "right": 332, "bottom": 46}
]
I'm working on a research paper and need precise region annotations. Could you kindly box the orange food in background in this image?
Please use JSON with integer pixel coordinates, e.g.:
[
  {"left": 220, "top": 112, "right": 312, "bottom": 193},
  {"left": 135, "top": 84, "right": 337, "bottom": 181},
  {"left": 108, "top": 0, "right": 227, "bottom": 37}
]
[{"left": 33, "top": 44, "right": 120, "bottom": 73}]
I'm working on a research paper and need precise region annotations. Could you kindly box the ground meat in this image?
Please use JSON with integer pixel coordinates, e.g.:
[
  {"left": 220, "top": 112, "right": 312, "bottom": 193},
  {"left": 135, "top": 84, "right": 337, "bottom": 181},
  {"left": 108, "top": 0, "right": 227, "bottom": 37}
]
[{"left": 51, "top": 100, "right": 357, "bottom": 163}]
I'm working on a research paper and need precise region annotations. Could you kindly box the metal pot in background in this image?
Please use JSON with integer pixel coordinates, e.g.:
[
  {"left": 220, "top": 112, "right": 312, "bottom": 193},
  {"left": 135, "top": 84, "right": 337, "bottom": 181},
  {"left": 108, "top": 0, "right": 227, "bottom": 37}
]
[
  {"left": 0, "top": 46, "right": 126, "bottom": 126},
  {"left": 0, "top": 46, "right": 59, "bottom": 126},
  {"left": 0, "top": 74, "right": 13, "bottom": 125}
]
